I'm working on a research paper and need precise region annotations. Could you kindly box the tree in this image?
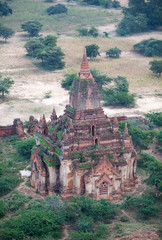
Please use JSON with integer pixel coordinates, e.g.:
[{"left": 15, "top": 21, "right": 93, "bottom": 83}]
[
  {"left": 37, "top": 47, "right": 65, "bottom": 70},
  {"left": 149, "top": 60, "right": 162, "bottom": 77},
  {"left": 102, "top": 76, "right": 135, "bottom": 107},
  {"left": 42, "top": 35, "right": 57, "bottom": 47},
  {"left": 21, "top": 21, "right": 43, "bottom": 37},
  {"left": 106, "top": 47, "right": 122, "bottom": 58},
  {"left": 0, "top": 24, "right": 14, "bottom": 42},
  {"left": 24, "top": 39, "right": 44, "bottom": 57},
  {"left": 90, "top": 69, "right": 112, "bottom": 90},
  {"left": 85, "top": 44, "right": 100, "bottom": 59},
  {"left": 88, "top": 27, "right": 99, "bottom": 37},
  {"left": 77, "top": 28, "right": 89, "bottom": 37},
  {"left": 134, "top": 39, "right": 162, "bottom": 57},
  {"left": 47, "top": 4, "right": 67, "bottom": 15},
  {"left": 0, "top": 75, "right": 14, "bottom": 99},
  {"left": 0, "top": 1, "right": 12, "bottom": 16},
  {"left": 61, "top": 74, "right": 79, "bottom": 90},
  {"left": 15, "top": 138, "right": 36, "bottom": 159},
  {"left": 112, "top": 0, "right": 120, "bottom": 8}
]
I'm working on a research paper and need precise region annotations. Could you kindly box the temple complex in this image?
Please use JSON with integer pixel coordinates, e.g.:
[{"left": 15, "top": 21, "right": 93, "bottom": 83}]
[{"left": 30, "top": 50, "right": 138, "bottom": 200}]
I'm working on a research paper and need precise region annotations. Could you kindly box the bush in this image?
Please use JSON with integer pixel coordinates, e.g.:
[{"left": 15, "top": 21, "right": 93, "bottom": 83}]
[
  {"left": 0, "top": 1, "right": 12, "bottom": 16},
  {"left": 47, "top": 4, "right": 67, "bottom": 15},
  {"left": 134, "top": 39, "right": 162, "bottom": 57},
  {"left": 106, "top": 47, "right": 121, "bottom": 58},
  {"left": 0, "top": 175, "right": 21, "bottom": 197},
  {"left": 37, "top": 47, "right": 65, "bottom": 70},
  {"left": 145, "top": 112, "right": 162, "bottom": 127},
  {"left": 85, "top": 44, "right": 100, "bottom": 59},
  {"left": 120, "top": 216, "right": 130, "bottom": 222},
  {"left": 0, "top": 199, "right": 7, "bottom": 218},
  {"left": 21, "top": 21, "right": 43, "bottom": 37},
  {"left": 6, "top": 192, "right": 31, "bottom": 212},
  {"left": 122, "top": 195, "right": 158, "bottom": 219},
  {"left": 90, "top": 69, "right": 112, "bottom": 90},
  {"left": 15, "top": 138, "right": 36, "bottom": 159},
  {"left": 88, "top": 27, "right": 99, "bottom": 37},
  {"left": 102, "top": 76, "right": 135, "bottom": 107},
  {"left": 0, "top": 24, "right": 14, "bottom": 41},
  {"left": 0, "top": 209, "right": 65, "bottom": 240},
  {"left": 77, "top": 28, "right": 89, "bottom": 36},
  {"left": 61, "top": 73, "right": 79, "bottom": 90},
  {"left": 149, "top": 60, "right": 162, "bottom": 77},
  {"left": 112, "top": 0, "right": 120, "bottom": 8}
]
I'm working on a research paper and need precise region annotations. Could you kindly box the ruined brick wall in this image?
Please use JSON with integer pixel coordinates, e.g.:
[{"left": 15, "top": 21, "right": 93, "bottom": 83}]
[
  {"left": 0, "top": 125, "right": 16, "bottom": 137},
  {"left": 0, "top": 119, "right": 24, "bottom": 138}
]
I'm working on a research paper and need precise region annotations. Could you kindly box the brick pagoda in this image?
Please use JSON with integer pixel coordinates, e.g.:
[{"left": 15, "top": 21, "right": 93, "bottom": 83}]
[{"left": 30, "top": 50, "right": 137, "bottom": 200}]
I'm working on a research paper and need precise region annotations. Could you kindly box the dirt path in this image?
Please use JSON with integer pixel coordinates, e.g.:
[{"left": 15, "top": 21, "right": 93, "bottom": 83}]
[{"left": 17, "top": 179, "right": 44, "bottom": 199}]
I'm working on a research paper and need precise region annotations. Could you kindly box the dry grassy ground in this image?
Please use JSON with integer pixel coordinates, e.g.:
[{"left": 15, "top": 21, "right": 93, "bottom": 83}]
[
  {"left": 0, "top": 30, "right": 162, "bottom": 125},
  {"left": 0, "top": 0, "right": 161, "bottom": 125}
]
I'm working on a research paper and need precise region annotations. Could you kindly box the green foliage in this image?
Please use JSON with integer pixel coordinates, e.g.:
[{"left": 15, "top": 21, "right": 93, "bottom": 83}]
[
  {"left": 119, "top": 121, "right": 156, "bottom": 150},
  {"left": 45, "top": 194, "right": 63, "bottom": 211},
  {"left": 88, "top": 27, "right": 99, "bottom": 37},
  {"left": 102, "top": 76, "right": 135, "bottom": 107},
  {"left": 24, "top": 39, "right": 44, "bottom": 57},
  {"left": 120, "top": 215, "right": 130, "bottom": 222},
  {"left": 149, "top": 60, "right": 162, "bottom": 77},
  {"left": 0, "top": 199, "right": 7, "bottom": 218},
  {"left": 85, "top": 44, "right": 100, "bottom": 59},
  {"left": 90, "top": 68, "right": 112, "bottom": 90},
  {"left": 157, "top": 129, "right": 162, "bottom": 149},
  {"left": 145, "top": 112, "right": 162, "bottom": 127},
  {"left": 0, "top": 208, "right": 65, "bottom": 240},
  {"left": 77, "top": 28, "right": 89, "bottom": 36},
  {"left": 0, "top": 175, "right": 22, "bottom": 197},
  {"left": 0, "top": 74, "right": 14, "bottom": 99},
  {"left": 106, "top": 47, "right": 122, "bottom": 58},
  {"left": 0, "top": 1, "right": 12, "bottom": 16},
  {"left": 112, "top": 0, "right": 120, "bottom": 8},
  {"left": 21, "top": 21, "right": 43, "bottom": 37},
  {"left": 117, "top": 0, "right": 162, "bottom": 35},
  {"left": 37, "top": 47, "right": 65, "bottom": 70},
  {"left": 61, "top": 73, "right": 79, "bottom": 90},
  {"left": 24, "top": 35, "right": 64, "bottom": 70},
  {"left": 6, "top": 192, "right": 31, "bottom": 212},
  {"left": 15, "top": 138, "right": 36, "bottom": 159},
  {"left": 23, "top": 120, "right": 30, "bottom": 128},
  {"left": 42, "top": 35, "right": 57, "bottom": 47},
  {"left": 83, "top": 0, "right": 113, "bottom": 8},
  {"left": 134, "top": 39, "right": 162, "bottom": 57},
  {"left": 122, "top": 195, "right": 158, "bottom": 219},
  {"left": 0, "top": 24, "right": 14, "bottom": 41},
  {"left": 47, "top": 4, "right": 67, "bottom": 15}
]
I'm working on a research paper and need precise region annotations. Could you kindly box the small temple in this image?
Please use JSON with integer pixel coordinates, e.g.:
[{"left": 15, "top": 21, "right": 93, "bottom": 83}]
[{"left": 29, "top": 50, "right": 138, "bottom": 200}]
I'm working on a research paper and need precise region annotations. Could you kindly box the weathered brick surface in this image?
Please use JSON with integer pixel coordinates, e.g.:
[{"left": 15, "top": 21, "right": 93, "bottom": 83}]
[{"left": 30, "top": 50, "right": 138, "bottom": 200}]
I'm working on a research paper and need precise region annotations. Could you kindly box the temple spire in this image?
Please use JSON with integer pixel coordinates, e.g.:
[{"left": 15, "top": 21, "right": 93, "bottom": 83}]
[
  {"left": 124, "top": 122, "right": 129, "bottom": 135},
  {"left": 79, "top": 48, "right": 90, "bottom": 76}
]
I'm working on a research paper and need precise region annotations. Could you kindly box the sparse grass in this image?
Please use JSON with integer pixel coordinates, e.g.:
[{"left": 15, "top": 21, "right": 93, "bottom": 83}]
[
  {"left": 58, "top": 37, "right": 162, "bottom": 90},
  {"left": 0, "top": 0, "right": 122, "bottom": 34}
]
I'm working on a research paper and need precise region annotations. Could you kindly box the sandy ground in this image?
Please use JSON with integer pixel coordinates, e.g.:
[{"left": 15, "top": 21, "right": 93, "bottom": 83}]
[{"left": 0, "top": 31, "right": 162, "bottom": 125}]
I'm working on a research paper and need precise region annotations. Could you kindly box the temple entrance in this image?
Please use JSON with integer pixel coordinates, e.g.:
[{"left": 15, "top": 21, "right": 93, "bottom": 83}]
[
  {"left": 99, "top": 181, "right": 108, "bottom": 195},
  {"left": 95, "top": 138, "right": 98, "bottom": 145},
  {"left": 92, "top": 125, "right": 95, "bottom": 136}
]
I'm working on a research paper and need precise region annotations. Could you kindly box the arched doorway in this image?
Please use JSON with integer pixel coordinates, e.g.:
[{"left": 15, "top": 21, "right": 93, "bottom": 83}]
[
  {"left": 99, "top": 181, "right": 108, "bottom": 195},
  {"left": 92, "top": 125, "right": 95, "bottom": 136}
]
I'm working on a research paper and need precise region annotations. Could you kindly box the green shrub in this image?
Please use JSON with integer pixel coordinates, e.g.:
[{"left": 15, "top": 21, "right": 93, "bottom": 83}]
[
  {"left": 112, "top": 0, "right": 120, "bottom": 8},
  {"left": 122, "top": 195, "right": 158, "bottom": 219},
  {"left": 61, "top": 74, "right": 79, "bottom": 90},
  {"left": 145, "top": 112, "right": 162, "bottom": 127},
  {"left": 134, "top": 39, "right": 162, "bottom": 57},
  {"left": 106, "top": 47, "right": 122, "bottom": 58},
  {"left": 6, "top": 192, "right": 31, "bottom": 212},
  {"left": 21, "top": 21, "right": 43, "bottom": 37},
  {"left": 0, "top": 1, "right": 12, "bottom": 16},
  {"left": 85, "top": 44, "right": 100, "bottom": 59},
  {"left": 77, "top": 28, "right": 89, "bottom": 36},
  {"left": 47, "top": 4, "right": 67, "bottom": 15},
  {"left": 0, "top": 175, "right": 21, "bottom": 197},
  {"left": 0, "top": 209, "right": 65, "bottom": 240},
  {"left": 120, "top": 215, "right": 130, "bottom": 222},
  {"left": 149, "top": 60, "right": 162, "bottom": 77},
  {"left": 0, "top": 199, "right": 7, "bottom": 218},
  {"left": 15, "top": 138, "right": 36, "bottom": 159}
]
